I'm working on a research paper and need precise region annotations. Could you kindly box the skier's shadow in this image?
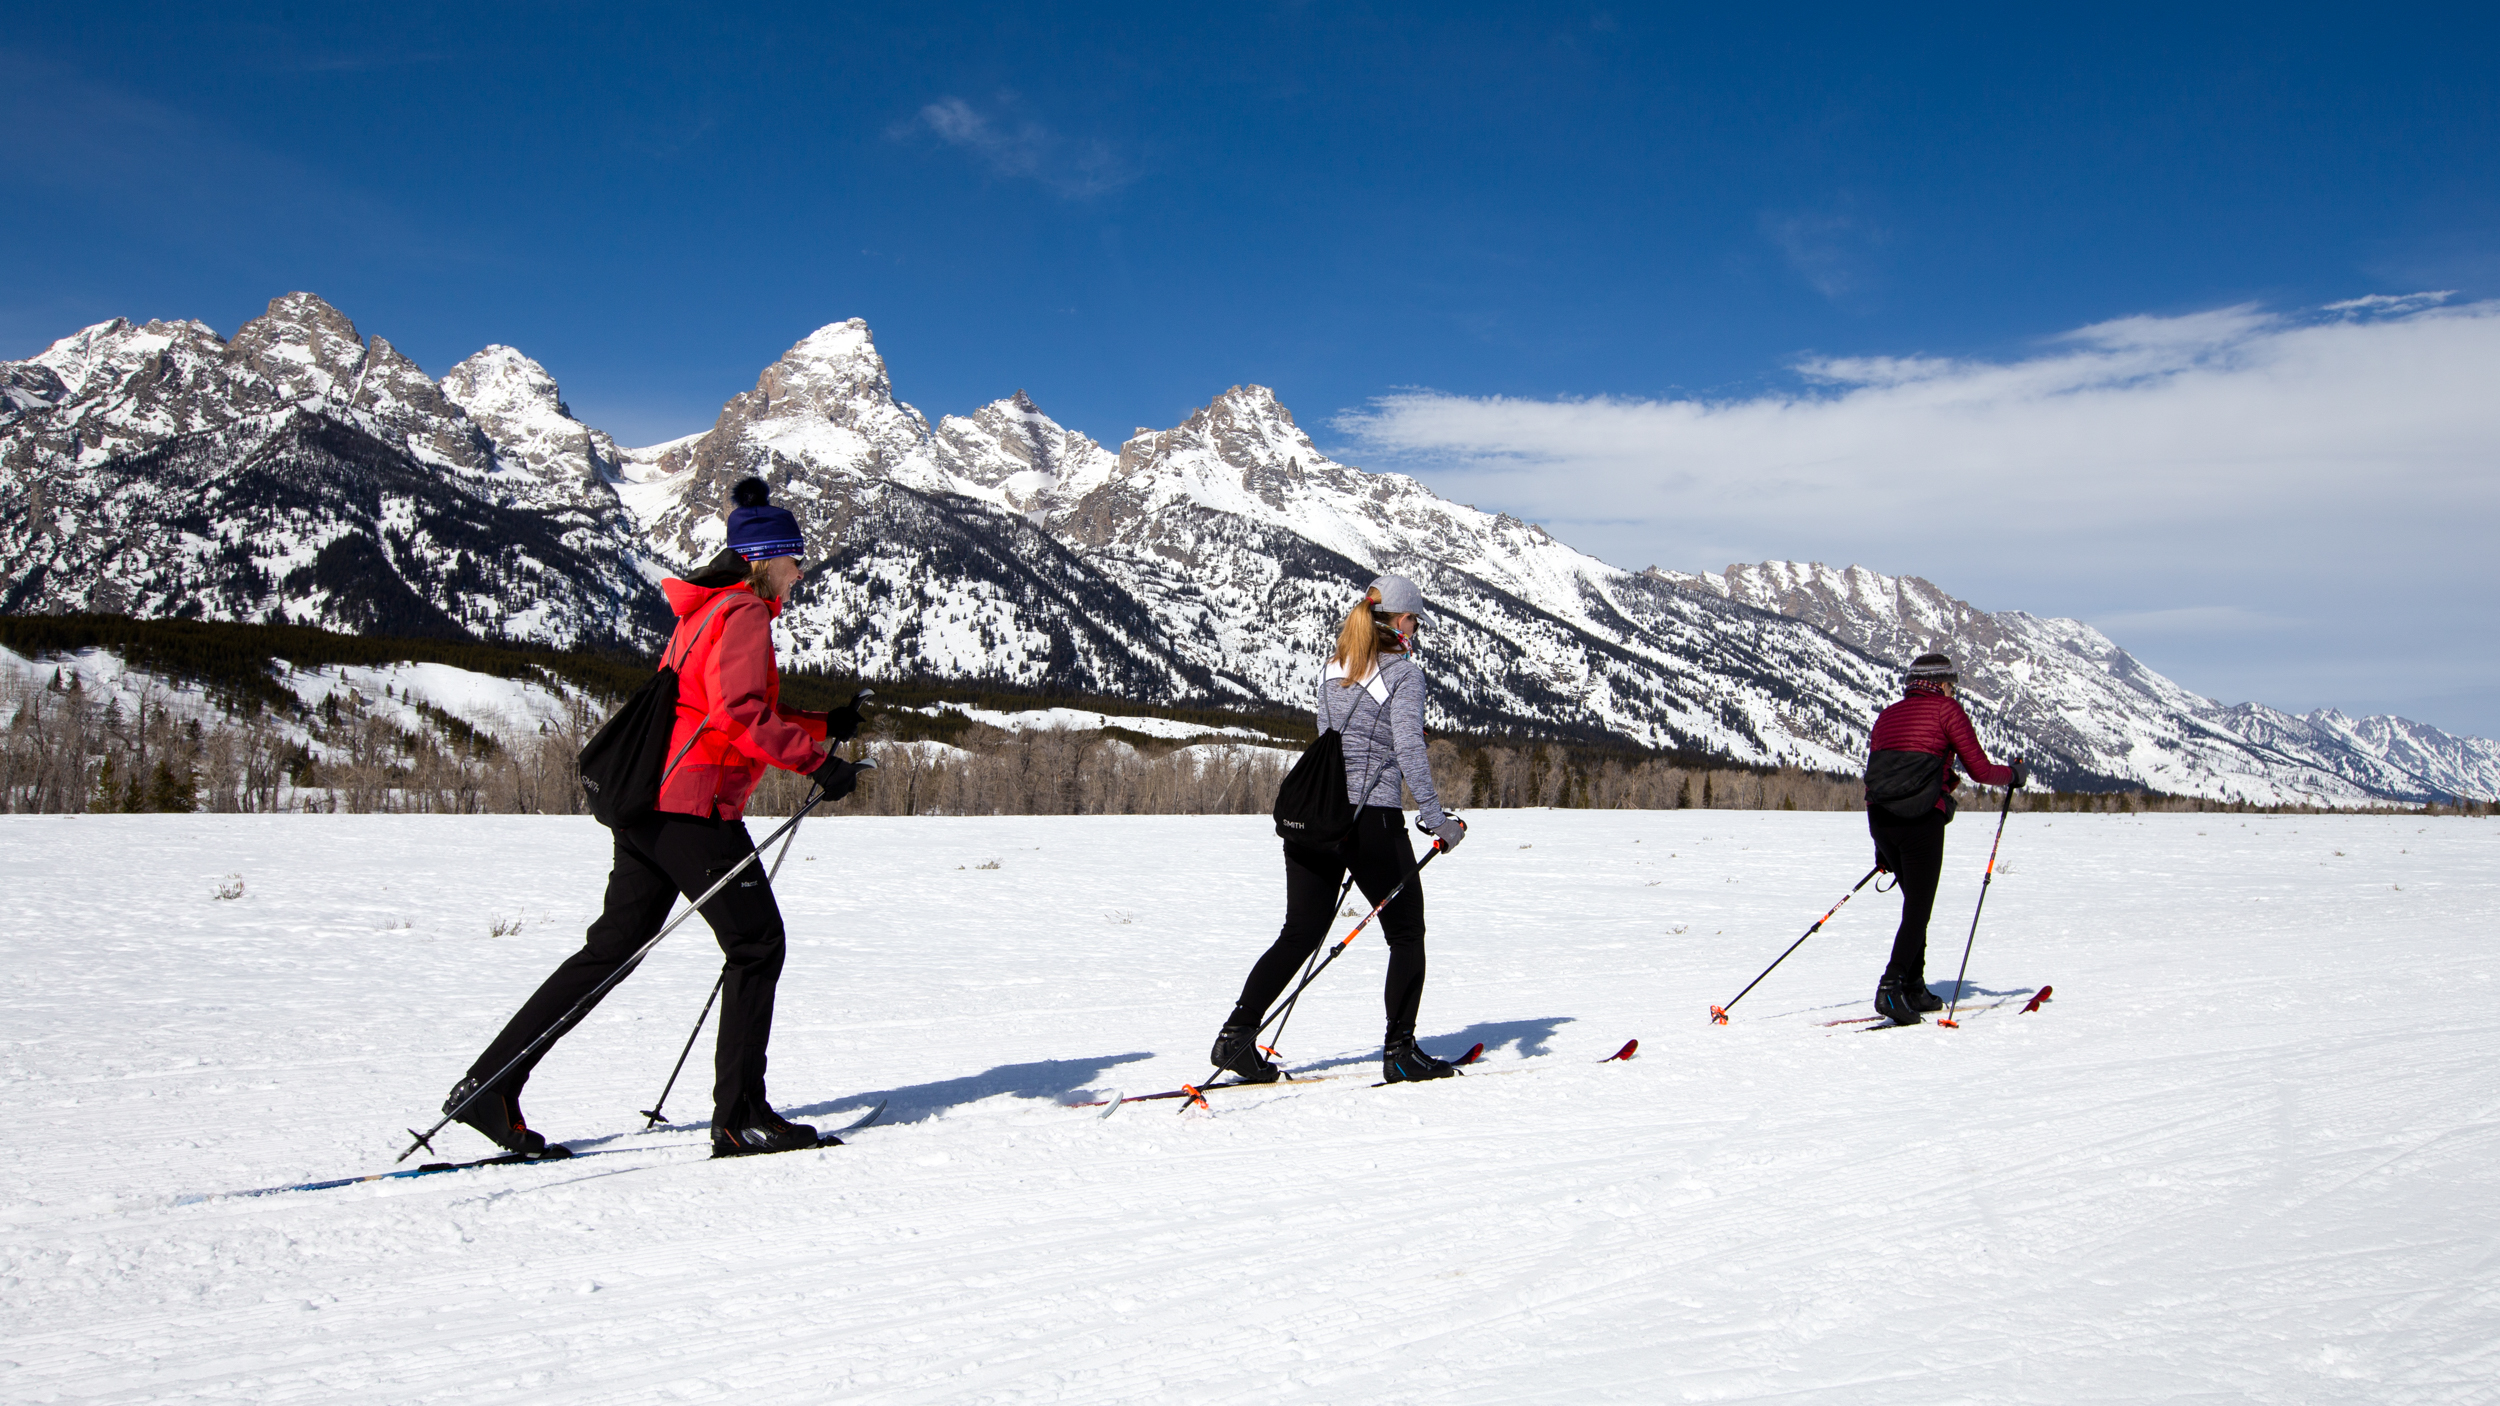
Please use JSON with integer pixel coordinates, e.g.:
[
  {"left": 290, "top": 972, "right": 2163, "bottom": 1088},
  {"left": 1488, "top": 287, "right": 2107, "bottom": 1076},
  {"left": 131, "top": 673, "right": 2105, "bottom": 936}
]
[
  {"left": 784, "top": 1052, "right": 1157, "bottom": 1126},
  {"left": 1287, "top": 1015, "right": 1576, "bottom": 1073},
  {"left": 1935, "top": 980, "right": 2037, "bottom": 1001}
]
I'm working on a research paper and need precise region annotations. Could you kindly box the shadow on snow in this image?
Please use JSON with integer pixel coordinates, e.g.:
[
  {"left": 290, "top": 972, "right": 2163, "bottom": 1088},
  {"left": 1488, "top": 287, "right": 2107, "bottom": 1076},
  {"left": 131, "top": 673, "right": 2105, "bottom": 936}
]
[
  {"left": 785, "top": 1051, "right": 1160, "bottom": 1125},
  {"left": 1276, "top": 1015, "right": 1580, "bottom": 1075}
]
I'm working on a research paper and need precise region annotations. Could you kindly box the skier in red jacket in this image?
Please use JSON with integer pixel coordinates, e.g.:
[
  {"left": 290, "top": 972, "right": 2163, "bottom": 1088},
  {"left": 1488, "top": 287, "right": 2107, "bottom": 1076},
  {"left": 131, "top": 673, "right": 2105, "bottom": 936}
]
[
  {"left": 1863, "top": 652, "right": 2026, "bottom": 1026},
  {"left": 444, "top": 477, "right": 874, "bottom": 1158}
]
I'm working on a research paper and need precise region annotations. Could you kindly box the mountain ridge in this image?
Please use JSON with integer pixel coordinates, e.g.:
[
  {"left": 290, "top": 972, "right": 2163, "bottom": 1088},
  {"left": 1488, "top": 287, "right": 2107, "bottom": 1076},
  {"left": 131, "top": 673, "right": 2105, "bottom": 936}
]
[{"left": 6, "top": 293, "right": 2489, "bottom": 804}]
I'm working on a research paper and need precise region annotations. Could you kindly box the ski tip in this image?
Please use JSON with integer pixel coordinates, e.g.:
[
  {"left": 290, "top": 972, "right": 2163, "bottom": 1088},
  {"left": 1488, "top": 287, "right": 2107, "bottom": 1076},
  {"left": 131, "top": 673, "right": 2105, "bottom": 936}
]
[
  {"left": 1096, "top": 1091, "right": 1124, "bottom": 1120},
  {"left": 2021, "top": 984, "right": 2054, "bottom": 1013},
  {"left": 1708, "top": 1006, "right": 1728, "bottom": 1026},
  {"left": 1606, "top": 1038, "right": 1639, "bottom": 1062},
  {"left": 836, "top": 1099, "right": 890, "bottom": 1135},
  {"left": 1454, "top": 1041, "right": 1486, "bottom": 1067}
]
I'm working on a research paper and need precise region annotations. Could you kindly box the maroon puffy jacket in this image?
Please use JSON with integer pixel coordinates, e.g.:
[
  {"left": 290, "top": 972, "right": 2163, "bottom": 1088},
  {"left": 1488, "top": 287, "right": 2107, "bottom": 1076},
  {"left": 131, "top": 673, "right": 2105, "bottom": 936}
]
[{"left": 1865, "top": 687, "right": 2012, "bottom": 818}]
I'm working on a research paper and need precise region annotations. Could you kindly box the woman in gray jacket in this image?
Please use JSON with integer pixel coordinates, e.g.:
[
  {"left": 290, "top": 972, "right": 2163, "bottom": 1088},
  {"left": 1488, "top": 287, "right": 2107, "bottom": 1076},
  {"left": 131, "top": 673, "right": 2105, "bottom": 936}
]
[{"left": 1211, "top": 573, "right": 1471, "bottom": 1085}]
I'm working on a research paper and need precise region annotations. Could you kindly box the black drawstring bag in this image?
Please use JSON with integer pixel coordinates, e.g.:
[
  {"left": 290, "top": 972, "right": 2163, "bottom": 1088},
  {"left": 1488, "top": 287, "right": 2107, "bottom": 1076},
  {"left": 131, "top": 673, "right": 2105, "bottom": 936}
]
[
  {"left": 578, "top": 598, "right": 733, "bottom": 828},
  {"left": 1272, "top": 728, "right": 1361, "bottom": 849},
  {"left": 1273, "top": 675, "right": 1397, "bottom": 849},
  {"left": 1864, "top": 749, "right": 1953, "bottom": 820}
]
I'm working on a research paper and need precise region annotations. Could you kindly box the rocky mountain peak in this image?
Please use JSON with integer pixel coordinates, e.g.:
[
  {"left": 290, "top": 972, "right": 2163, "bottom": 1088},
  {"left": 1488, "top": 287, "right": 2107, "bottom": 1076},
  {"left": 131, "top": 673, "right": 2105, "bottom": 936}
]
[
  {"left": 932, "top": 389, "right": 1118, "bottom": 512},
  {"left": 225, "top": 292, "right": 368, "bottom": 403},
  {"left": 27, "top": 317, "right": 226, "bottom": 402},
  {"left": 749, "top": 318, "right": 900, "bottom": 416},
  {"left": 1113, "top": 384, "right": 1318, "bottom": 481},
  {"left": 435, "top": 345, "right": 623, "bottom": 500},
  {"left": 441, "top": 346, "right": 568, "bottom": 423}
]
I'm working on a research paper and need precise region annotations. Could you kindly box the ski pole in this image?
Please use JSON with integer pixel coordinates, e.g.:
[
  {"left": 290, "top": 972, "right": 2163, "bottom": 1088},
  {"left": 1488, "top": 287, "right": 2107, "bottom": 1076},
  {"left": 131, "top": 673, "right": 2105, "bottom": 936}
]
[
  {"left": 401, "top": 776, "right": 857, "bottom": 1162},
  {"left": 1709, "top": 865, "right": 1882, "bottom": 1024},
  {"left": 636, "top": 801, "right": 814, "bottom": 1129},
  {"left": 1939, "top": 771, "right": 2018, "bottom": 1029},
  {"left": 1259, "top": 873, "right": 1356, "bottom": 1060},
  {"left": 1183, "top": 840, "right": 1448, "bottom": 1109}
]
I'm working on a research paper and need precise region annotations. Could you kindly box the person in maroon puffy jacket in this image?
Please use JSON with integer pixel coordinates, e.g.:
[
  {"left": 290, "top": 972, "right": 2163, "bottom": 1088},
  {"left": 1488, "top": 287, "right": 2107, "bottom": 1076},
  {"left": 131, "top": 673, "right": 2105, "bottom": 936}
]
[
  {"left": 443, "top": 478, "right": 874, "bottom": 1159},
  {"left": 1863, "top": 652, "right": 2026, "bottom": 1026}
]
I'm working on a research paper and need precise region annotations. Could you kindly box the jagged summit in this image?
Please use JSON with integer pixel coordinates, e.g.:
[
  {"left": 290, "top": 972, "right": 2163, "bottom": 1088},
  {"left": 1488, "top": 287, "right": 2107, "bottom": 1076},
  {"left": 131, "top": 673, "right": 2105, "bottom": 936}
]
[
  {"left": 441, "top": 346, "right": 624, "bottom": 494},
  {"left": 442, "top": 346, "right": 569, "bottom": 421},
  {"left": 934, "top": 390, "right": 1119, "bottom": 515},
  {"left": 227, "top": 293, "right": 368, "bottom": 403}
]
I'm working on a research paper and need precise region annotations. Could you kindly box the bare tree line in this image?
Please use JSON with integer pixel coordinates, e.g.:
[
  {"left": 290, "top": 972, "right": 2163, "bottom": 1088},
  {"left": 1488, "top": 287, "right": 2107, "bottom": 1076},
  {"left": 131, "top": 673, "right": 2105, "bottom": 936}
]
[
  {"left": 9, "top": 661, "right": 2478, "bottom": 819},
  {"left": 0, "top": 666, "right": 594, "bottom": 815},
  {"left": 746, "top": 725, "right": 1294, "bottom": 817}
]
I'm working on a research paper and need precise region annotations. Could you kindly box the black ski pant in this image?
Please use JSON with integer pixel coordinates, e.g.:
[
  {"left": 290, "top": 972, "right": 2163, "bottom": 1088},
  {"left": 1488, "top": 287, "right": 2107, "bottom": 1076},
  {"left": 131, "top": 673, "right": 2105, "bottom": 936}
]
[
  {"left": 1230, "top": 806, "right": 1429, "bottom": 1044},
  {"left": 467, "top": 812, "right": 787, "bottom": 1127},
  {"left": 1869, "top": 805, "right": 1949, "bottom": 987}
]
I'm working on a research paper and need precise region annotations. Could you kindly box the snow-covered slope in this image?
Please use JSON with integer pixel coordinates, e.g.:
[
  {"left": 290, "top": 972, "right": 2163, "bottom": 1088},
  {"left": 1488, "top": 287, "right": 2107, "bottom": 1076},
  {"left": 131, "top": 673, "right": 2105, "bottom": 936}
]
[{"left": 1655, "top": 561, "right": 2500, "bottom": 804}]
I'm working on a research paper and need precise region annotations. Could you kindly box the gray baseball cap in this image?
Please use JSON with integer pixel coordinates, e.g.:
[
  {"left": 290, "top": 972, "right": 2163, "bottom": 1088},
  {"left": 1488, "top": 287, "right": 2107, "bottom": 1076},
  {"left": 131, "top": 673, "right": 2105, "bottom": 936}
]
[{"left": 1366, "top": 573, "right": 1428, "bottom": 619}]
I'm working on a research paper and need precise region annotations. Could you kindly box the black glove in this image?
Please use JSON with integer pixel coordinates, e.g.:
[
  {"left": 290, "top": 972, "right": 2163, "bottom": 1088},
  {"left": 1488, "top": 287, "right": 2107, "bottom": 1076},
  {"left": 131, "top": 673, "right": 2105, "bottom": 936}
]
[
  {"left": 2008, "top": 756, "right": 2029, "bottom": 790},
  {"left": 809, "top": 755, "right": 875, "bottom": 802},
  {"left": 1432, "top": 816, "right": 1467, "bottom": 852},
  {"left": 825, "top": 687, "right": 874, "bottom": 743}
]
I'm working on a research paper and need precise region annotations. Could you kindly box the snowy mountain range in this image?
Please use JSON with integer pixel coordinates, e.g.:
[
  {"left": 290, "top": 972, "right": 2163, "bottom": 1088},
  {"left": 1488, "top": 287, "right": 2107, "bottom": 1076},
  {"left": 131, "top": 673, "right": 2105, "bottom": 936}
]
[{"left": 4, "top": 293, "right": 2490, "bottom": 804}]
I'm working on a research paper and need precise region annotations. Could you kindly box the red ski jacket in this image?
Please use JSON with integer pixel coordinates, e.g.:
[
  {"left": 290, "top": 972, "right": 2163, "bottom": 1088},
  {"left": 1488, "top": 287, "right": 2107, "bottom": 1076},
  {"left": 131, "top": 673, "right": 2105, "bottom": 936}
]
[
  {"left": 1865, "top": 687, "right": 2013, "bottom": 817},
  {"left": 655, "top": 577, "right": 829, "bottom": 822}
]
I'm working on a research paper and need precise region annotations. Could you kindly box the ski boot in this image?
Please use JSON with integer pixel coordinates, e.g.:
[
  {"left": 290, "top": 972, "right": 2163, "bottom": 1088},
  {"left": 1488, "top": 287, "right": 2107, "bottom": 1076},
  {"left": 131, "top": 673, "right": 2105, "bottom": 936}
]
[
  {"left": 712, "top": 1103, "right": 824, "bottom": 1158},
  {"left": 443, "top": 1076, "right": 550, "bottom": 1156},
  {"left": 1905, "top": 979, "right": 1944, "bottom": 1013},
  {"left": 1382, "top": 1036, "right": 1459, "bottom": 1083},
  {"left": 1873, "top": 976, "right": 1925, "bottom": 1027},
  {"left": 1209, "top": 1022, "right": 1281, "bottom": 1084}
]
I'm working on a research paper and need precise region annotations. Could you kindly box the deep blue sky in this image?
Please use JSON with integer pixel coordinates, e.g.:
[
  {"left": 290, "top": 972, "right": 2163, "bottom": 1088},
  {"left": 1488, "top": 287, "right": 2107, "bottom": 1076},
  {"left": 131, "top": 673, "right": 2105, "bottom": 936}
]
[{"left": 7, "top": 3, "right": 2497, "bottom": 729}]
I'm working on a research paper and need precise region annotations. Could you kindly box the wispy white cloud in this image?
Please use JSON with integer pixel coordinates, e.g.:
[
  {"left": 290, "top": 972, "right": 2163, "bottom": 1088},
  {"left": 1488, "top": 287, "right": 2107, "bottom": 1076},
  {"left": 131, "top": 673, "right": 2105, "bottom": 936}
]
[
  {"left": 1335, "top": 295, "right": 2500, "bottom": 729},
  {"left": 895, "top": 96, "right": 1133, "bottom": 199},
  {"left": 1759, "top": 202, "right": 1886, "bottom": 304}
]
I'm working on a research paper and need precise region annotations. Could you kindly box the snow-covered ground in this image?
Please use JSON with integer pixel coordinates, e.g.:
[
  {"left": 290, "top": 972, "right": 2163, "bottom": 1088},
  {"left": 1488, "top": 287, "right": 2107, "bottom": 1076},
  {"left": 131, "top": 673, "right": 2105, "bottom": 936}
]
[{"left": 3, "top": 809, "right": 2492, "bottom": 1402}]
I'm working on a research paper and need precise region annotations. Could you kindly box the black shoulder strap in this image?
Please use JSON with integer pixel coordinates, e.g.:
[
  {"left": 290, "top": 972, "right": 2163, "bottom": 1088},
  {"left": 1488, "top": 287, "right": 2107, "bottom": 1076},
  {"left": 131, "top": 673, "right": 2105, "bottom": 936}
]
[
  {"left": 655, "top": 592, "right": 747, "bottom": 791},
  {"left": 664, "top": 593, "right": 741, "bottom": 674}
]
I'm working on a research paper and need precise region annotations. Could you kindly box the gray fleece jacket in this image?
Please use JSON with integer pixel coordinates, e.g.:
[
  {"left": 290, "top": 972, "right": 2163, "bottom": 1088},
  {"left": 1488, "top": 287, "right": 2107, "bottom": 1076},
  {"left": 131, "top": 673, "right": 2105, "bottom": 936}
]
[{"left": 1316, "top": 653, "right": 1447, "bottom": 830}]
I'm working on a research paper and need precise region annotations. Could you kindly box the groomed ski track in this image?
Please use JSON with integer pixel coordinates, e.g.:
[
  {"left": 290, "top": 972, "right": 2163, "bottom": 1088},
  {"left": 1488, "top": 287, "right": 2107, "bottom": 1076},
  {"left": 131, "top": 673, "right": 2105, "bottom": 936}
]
[{"left": 4, "top": 810, "right": 2494, "bottom": 1403}]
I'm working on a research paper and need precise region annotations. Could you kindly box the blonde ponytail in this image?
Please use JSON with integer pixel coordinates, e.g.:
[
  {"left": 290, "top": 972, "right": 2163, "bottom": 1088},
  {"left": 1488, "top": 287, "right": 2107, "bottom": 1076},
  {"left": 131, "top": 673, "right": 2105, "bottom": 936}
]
[{"left": 1333, "top": 597, "right": 1379, "bottom": 685}]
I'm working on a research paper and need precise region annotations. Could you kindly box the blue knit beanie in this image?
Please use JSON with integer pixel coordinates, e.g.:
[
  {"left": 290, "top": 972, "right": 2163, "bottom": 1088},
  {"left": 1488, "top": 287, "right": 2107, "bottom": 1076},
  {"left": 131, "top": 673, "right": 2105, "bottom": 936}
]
[{"left": 724, "top": 477, "right": 805, "bottom": 561}]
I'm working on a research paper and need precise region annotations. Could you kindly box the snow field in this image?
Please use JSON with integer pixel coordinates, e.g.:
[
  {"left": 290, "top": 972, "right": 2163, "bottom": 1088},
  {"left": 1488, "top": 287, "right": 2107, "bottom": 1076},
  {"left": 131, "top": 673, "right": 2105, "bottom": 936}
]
[{"left": 1, "top": 809, "right": 2493, "bottom": 1403}]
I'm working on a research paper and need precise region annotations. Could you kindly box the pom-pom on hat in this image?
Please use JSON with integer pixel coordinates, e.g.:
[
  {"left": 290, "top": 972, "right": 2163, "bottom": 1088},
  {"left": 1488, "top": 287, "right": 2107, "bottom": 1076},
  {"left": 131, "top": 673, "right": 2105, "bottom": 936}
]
[{"left": 724, "top": 477, "right": 806, "bottom": 562}]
